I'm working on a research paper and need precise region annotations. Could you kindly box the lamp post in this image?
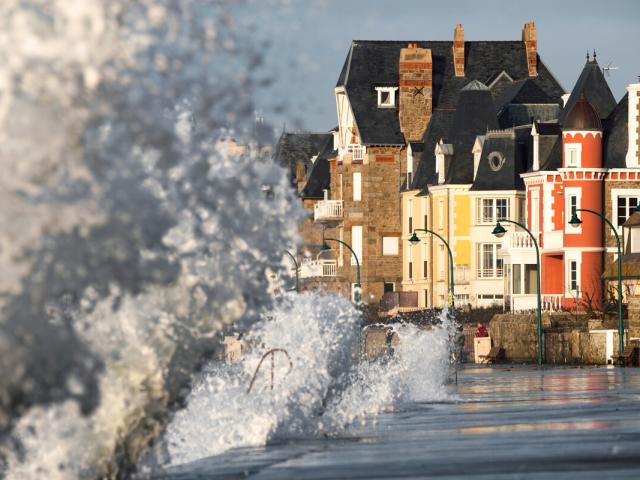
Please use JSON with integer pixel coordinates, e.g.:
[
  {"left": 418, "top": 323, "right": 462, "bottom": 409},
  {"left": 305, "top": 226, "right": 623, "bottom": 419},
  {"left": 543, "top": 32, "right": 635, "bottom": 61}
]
[
  {"left": 408, "top": 229, "right": 455, "bottom": 309},
  {"left": 322, "top": 237, "right": 361, "bottom": 304},
  {"left": 283, "top": 250, "right": 299, "bottom": 293},
  {"left": 492, "top": 219, "right": 543, "bottom": 366},
  {"left": 569, "top": 209, "right": 624, "bottom": 355}
]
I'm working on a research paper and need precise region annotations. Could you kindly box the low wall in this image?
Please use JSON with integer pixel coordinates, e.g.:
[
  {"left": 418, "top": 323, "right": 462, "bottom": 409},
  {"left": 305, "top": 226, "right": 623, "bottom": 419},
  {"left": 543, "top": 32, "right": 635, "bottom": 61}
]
[{"left": 489, "top": 314, "right": 617, "bottom": 365}]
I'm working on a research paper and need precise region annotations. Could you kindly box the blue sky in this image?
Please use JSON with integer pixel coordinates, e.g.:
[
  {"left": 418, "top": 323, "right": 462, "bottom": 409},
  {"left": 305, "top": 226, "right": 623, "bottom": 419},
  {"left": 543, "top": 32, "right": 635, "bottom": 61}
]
[{"left": 252, "top": 0, "right": 640, "bottom": 133}]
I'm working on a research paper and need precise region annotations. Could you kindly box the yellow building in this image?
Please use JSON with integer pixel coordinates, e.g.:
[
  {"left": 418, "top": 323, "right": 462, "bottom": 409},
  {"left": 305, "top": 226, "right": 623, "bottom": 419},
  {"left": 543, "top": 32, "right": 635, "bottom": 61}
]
[{"left": 401, "top": 78, "right": 562, "bottom": 309}]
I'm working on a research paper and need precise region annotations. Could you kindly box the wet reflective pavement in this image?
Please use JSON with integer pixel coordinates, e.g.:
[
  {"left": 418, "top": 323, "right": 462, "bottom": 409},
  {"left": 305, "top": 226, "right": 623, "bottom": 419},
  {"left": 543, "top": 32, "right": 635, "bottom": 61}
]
[{"left": 152, "top": 366, "right": 640, "bottom": 479}]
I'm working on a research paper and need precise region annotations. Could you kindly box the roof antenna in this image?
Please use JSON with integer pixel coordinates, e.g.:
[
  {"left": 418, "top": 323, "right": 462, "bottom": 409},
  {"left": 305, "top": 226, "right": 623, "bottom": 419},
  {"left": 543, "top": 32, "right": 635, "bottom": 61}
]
[{"left": 593, "top": 49, "right": 597, "bottom": 61}]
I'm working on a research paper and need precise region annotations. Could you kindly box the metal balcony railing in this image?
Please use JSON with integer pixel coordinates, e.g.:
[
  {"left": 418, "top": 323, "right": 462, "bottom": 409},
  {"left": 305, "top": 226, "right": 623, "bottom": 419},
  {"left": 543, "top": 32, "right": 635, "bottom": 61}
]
[
  {"left": 299, "top": 259, "right": 337, "bottom": 278},
  {"left": 476, "top": 267, "right": 504, "bottom": 278},
  {"left": 314, "top": 200, "right": 343, "bottom": 222}
]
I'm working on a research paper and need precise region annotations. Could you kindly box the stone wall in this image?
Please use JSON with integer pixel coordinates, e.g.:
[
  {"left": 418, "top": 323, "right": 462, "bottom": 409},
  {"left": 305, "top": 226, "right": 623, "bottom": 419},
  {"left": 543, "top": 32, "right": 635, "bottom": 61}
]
[
  {"left": 323, "top": 146, "right": 406, "bottom": 305},
  {"left": 399, "top": 46, "right": 432, "bottom": 142},
  {"left": 489, "top": 313, "right": 612, "bottom": 364}
]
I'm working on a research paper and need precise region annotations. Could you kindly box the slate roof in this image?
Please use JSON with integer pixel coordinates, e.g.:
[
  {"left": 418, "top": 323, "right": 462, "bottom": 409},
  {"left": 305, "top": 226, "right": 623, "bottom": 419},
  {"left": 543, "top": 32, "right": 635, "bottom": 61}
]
[
  {"left": 560, "top": 59, "right": 617, "bottom": 125},
  {"left": 524, "top": 121, "right": 562, "bottom": 172},
  {"left": 273, "top": 132, "right": 332, "bottom": 187},
  {"left": 411, "top": 109, "right": 455, "bottom": 190},
  {"left": 337, "top": 40, "right": 566, "bottom": 146},
  {"left": 301, "top": 136, "right": 337, "bottom": 198},
  {"left": 603, "top": 93, "right": 629, "bottom": 169},
  {"left": 445, "top": 82, "right": 500, "bottom": 184},
  {"left": 471, "top": 126, "right": 532, "bottom": 191}
]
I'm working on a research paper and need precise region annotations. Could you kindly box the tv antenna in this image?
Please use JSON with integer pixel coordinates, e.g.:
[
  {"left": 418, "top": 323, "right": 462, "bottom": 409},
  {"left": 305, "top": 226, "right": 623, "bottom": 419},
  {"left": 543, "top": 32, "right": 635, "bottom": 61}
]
[{"left": 602, "top": 61, "right": 619, "bottom": 77}]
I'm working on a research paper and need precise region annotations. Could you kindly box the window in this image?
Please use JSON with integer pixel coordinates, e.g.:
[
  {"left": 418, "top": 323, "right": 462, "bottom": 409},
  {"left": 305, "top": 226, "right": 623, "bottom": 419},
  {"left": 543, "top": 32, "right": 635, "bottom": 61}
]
[
  {"left": 353, "top": 172, "right": 362, "bottom": 201},
  {"left": 476, "top": 243, "right": 504, "bottom": 278},
  {"left": 617, "top": 196, "right": 639, "bottom": 228},
  {"left": 382, "top": 237, "right": 399, "bottom": 256},
  {"left": 438, "top": 244, "right": 445, "bottom": 281},
  {"left": 409, "top": 261, "right": 413, "bottom": 279},
  {"left": 564, "top": 188, "right": 581, "bottom": 233},
  {"left": 351, "top": 226, "right": 362, "bottom": 266},
  {"left": 375, "top": 87, "right": 398, "bottom": 108},
  {"left": 408, "top": 199, "right": 413, "bottom": 234},
  {"left": 565, "top": 143, "right": 581, "bottom": 168},
  {"left": 477, "top": 198, "right": 510, "bottom": 224},
  {"left": 407, "top": 151, "right": 413, "bottom": 187},
  {"left": 569, "top": 260, "right": 578, "bottom": 292},
  {"left": 423, "top": 242, "right": 428, "bottom": 279},
  {"left": 438, "top": 200, "right": 444, "bottom": 230},
  {"left": 518, "top": 198, "right": 526, "bottom": 223},
  {"left": 424, "top": 213, "right": 428, "bottom": 229},
  {"left": 384, "top": 282, "right": 395, "bottom": 293},
  {"left": 424, "top": 290, "right": 429, "bottom": 308}
]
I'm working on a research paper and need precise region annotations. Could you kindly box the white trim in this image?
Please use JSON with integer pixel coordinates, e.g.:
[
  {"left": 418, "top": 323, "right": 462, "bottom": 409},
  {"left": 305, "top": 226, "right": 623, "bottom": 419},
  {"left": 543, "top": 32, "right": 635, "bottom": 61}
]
[
  {"left": 351, "top": 225, "right": 362, "bottom": 266},
  {"left": 611, "top": 188, "right": 640, "bottom": 232},
  {"left": 563, "top": 130, "right": 603, "bottom": 138},
  {"left": 626, "top": 83, "right": 640, "bottom": 167},
  {"left": 564, "top": 142, "right": 582, "bottom": 168},
  {"left": 353, "top": 172, "right": 362, "bottom": 201},
  {"left": 565, "top": 251, "right": 581, "bottom": 298},
  {"left": 382, "top": 236, "right": 399, "bottom": 256},
  {"left": 375, "top": 86, "right": 398, "bottom": 108}
]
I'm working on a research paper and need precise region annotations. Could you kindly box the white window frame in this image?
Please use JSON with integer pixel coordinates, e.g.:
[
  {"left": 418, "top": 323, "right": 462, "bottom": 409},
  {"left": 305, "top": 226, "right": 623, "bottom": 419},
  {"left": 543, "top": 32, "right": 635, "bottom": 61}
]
[
  {"left": 564, "top": 187, "right": 582, "bottom": 234},
  {"left": 382, "top": 236, "right": 399, "bottom": 256},
  {"left": 353, "top": 172, "right": 362, "bottom": 201},
  {"left": 476, "top": 243, "right": 504, "bottom": 278},
  {"left": 351, "top": 225, "right": 362, "bottom": 266},
  {"left": 476, "top": 198, "right": 510, "bottom": 225},
  {"left": 565, "top": 251, "right": 581, "bottom": 298},
  {"left": 375, "top": 87, "right": 398, "bottom": 108},
  {"left": 613, "top": 193, "right": 640, "bottom": 230},
  {"left": 564, "top": 143, "right": 582, "bottom": 168}
]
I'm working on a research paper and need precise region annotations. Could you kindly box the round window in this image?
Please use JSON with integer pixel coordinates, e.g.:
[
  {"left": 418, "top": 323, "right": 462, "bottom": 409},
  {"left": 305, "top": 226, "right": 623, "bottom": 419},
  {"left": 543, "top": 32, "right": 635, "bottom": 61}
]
[{"left": 488, "top": 151, "right": 505, "bottom": 172}]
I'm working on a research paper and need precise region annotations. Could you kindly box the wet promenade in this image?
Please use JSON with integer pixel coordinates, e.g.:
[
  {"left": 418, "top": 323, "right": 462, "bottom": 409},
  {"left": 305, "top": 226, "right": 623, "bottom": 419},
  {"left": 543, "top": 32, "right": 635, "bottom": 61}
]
[{"left": 153, "top": 366, "right": 640, "bottom": 479}]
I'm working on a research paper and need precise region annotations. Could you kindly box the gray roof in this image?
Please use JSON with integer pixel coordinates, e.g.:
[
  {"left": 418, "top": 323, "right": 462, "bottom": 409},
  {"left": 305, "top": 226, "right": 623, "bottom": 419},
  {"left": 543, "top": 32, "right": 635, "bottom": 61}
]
[
  {"left": 603, "top": 94, "right": 629, "bottom": 169},
  {"left": 273, "top": 132, "right": 332, "bottom": 187},
  {"left": 560, "top": 59, "right": 616, "bottom": 125},
  {"left": 337, "top": 40, "right": 566, "bottom": 146},
  {"left": 300, "top": 136, "right": 336, "bottom": 198},
  {"left": 471, "top": 126, "right": 532, "bottom": 191},
  {"left": 411, "top": 109, "right": 455, "bottom": 191}
]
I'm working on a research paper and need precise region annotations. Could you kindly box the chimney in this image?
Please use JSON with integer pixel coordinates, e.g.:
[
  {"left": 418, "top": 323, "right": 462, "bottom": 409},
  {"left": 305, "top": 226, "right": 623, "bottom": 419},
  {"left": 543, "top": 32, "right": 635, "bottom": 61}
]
[
  {"left": 626, "top": 80, "right": 640, "bottom": 167},
  {"left": 453, "top": 24, "right": 465, "bottom": 77},
  {"left": 399, "top": 44, "right": 433, "bottom": 142},
  {"left": 522, "top": 21, "right": 537, "bottom": 77}
]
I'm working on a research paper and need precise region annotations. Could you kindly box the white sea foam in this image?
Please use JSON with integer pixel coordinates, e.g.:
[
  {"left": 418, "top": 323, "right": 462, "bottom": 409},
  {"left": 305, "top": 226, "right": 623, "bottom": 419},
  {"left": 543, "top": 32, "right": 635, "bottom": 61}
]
[{"left": 157, "top": 296, "right": 453, "bottom": 467}]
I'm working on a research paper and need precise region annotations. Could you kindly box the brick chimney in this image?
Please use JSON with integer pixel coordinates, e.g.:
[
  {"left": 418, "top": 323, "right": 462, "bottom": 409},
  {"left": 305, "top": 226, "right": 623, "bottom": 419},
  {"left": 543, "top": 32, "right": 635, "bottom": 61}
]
[
  {"left": 399, "top": 44, "right": 433, "bottom": 142},
  {"left": 453, "top": 24, "right": 465, "bottom": 77},
  {"left": 522, "top": 21, "right": 537, "bottom": 77}
]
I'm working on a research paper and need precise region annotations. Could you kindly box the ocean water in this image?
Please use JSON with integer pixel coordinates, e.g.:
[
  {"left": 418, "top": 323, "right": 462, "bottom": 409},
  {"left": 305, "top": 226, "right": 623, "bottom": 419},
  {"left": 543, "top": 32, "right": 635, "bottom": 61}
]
[{"left": 149, "top": 365, "right": 640, "bottom": 479}]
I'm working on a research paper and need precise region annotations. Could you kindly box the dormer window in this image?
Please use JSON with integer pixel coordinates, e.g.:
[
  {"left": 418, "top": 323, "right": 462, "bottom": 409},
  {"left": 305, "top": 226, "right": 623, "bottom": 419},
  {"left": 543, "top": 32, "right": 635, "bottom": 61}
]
[{"left": 375, "top": 87, "right": 398, "bottom": 108}]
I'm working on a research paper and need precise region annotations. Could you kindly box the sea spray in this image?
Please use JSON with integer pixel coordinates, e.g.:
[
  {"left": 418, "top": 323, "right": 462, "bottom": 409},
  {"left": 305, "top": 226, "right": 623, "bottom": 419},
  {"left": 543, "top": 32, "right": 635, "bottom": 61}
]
[{"left": 154, "top": 299, "right": 454, "bottom": 468}]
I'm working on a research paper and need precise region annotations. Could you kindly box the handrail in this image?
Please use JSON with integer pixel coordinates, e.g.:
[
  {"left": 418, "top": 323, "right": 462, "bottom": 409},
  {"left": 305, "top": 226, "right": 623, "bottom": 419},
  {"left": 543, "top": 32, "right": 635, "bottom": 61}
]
[{"left": 246, "top": 348, "right": 293, "bottom": 393}]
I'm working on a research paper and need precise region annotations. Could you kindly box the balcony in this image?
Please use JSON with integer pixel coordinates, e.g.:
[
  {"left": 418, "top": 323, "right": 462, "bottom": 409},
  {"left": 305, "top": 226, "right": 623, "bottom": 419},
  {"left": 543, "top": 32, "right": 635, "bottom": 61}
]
[
  {"left": 476, "top": 267, "right": 504, "bottom": 279},
  {"left": 347, "top": 144, "right": 366, "bottom": 161},
  {"left": 543, "top": 230, "right": 563, "bottom": 251},
  {"left": 542, "top": 294, "right": 563, "bottom": 311},
  {"left": 499, "top": 231, "right": 538, "bottom": 264},
  {"left": 314, "top": 200, "right": 343, "bottom": 222},
  {"left": 299, "top": 259, "right": 338, "bottom": 279}
]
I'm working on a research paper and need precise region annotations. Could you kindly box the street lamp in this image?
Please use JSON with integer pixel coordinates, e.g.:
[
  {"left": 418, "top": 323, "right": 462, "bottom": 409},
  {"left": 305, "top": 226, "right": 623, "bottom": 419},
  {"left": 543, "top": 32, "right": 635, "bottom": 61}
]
[
  {"left": 492, "top": 220, "right": 543, "bottom": 366},
  {"left": 283, "top": 250, "right": 299, "bottom": 293},
  {"left": 322, "top": 237, "right": 361, "bottom": 304},
  {"left": 569, "top": 209, "right": 624, "bottom": 355},
  {"left": 409, "top": 229, "right": 455, "bottom": 309}
]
